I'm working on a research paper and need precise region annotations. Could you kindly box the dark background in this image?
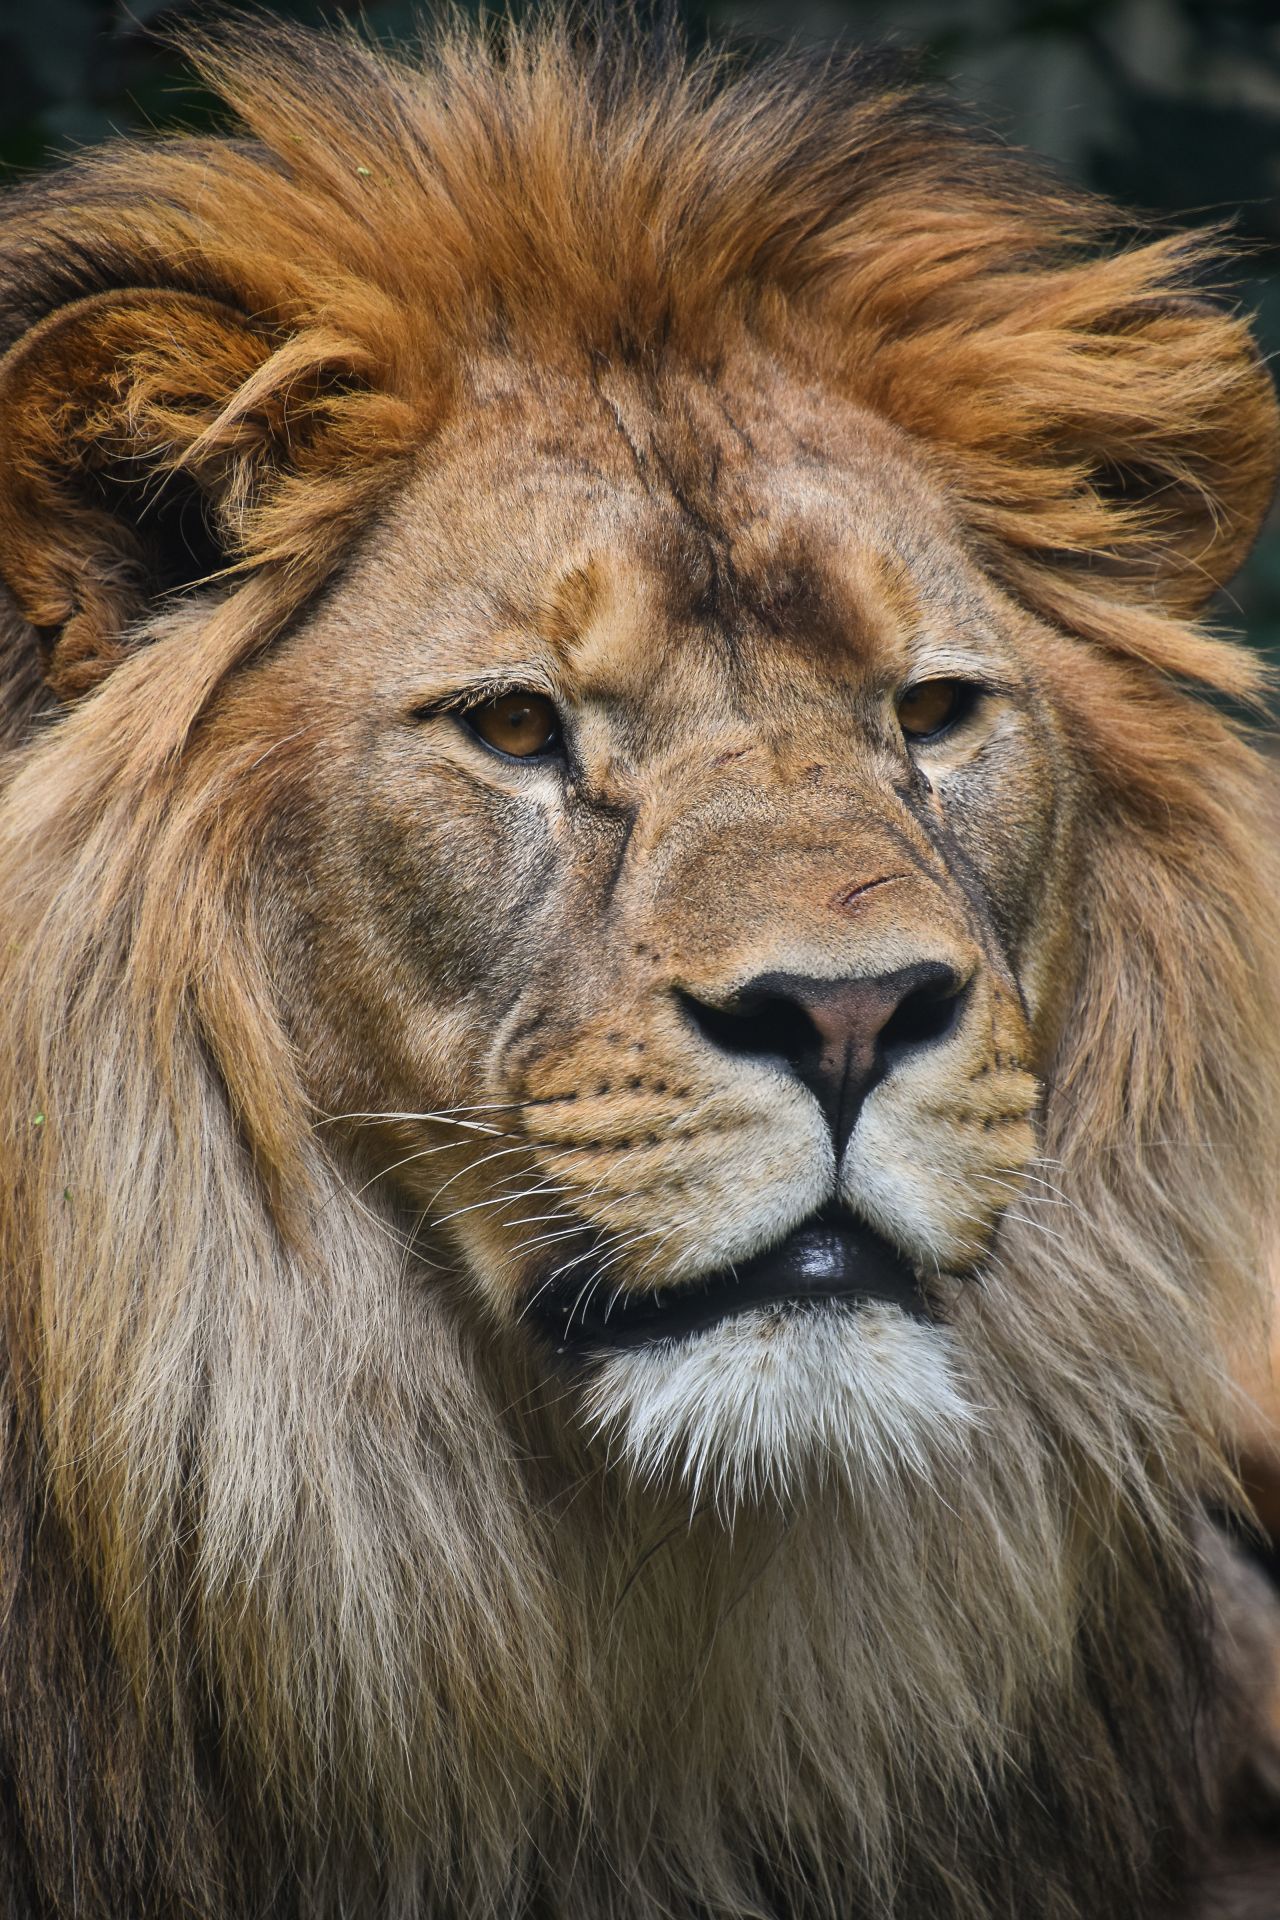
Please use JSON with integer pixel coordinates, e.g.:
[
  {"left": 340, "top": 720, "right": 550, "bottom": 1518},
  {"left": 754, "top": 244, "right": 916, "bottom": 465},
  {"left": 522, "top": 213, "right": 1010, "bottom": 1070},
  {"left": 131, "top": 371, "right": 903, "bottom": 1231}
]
[{"left": 2, "top": 0, "right": 1278, "bottom": 660}]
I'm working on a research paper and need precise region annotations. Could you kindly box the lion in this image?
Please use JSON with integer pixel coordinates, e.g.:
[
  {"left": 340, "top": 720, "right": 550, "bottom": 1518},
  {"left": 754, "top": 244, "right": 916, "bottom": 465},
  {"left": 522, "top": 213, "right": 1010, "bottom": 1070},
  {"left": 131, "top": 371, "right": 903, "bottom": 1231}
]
[{"left": 0, "top": 12, "right": 1279, "bottom": 1918}]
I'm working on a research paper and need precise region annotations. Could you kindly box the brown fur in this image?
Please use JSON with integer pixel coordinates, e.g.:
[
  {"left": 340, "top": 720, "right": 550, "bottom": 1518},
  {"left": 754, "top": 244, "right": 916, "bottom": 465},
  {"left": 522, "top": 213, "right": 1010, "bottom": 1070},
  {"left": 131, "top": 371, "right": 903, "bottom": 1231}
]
[{"left": 0, "top": 14, "right": 1278, "bottom": 1919}]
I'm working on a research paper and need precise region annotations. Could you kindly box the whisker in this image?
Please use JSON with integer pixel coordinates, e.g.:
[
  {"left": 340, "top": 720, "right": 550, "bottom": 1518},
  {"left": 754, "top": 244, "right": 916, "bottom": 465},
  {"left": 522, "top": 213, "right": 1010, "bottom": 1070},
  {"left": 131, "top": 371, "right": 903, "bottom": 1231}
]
[
  {"left": 312, "top": 1102, "right": 530, "bottom": 1130},
  {"left": 506, "top": 1221, "right": 603, "bottom": 1261},
  {"left": 419, "top": 1141, "right": 546, "bottom": 1211},
  {"left": 998, "top": 1209, "right": 1072, "bottom": 1253}
]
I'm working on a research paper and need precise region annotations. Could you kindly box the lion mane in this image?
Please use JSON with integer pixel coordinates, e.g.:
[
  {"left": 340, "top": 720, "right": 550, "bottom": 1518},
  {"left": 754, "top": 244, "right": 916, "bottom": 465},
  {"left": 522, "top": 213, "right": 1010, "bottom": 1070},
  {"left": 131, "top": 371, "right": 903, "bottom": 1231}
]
[{"left": 0, "top": 14, "right": 1278, "bottom": 1920}]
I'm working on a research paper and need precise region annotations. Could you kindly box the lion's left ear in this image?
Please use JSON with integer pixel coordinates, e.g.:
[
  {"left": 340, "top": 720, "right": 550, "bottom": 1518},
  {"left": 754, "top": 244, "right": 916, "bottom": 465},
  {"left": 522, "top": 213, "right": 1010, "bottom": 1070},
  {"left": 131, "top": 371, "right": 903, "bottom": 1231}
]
[
  {"left": 0, "top": 287, "right": 299, "bottom": 701},
  {"left": 898, "top": 266, "right": 1280, "bottom": 648},
  {"left": 1082, "top": 294, "right": 1280, "bottom": 616}
]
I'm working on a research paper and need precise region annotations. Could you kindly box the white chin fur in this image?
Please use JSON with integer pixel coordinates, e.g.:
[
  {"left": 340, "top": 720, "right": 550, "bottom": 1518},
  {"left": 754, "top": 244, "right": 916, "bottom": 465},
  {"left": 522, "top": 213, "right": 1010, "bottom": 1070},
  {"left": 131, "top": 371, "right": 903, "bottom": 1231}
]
[{"left": 579, "top": 1302, "right": 977, "bottom": 1515}]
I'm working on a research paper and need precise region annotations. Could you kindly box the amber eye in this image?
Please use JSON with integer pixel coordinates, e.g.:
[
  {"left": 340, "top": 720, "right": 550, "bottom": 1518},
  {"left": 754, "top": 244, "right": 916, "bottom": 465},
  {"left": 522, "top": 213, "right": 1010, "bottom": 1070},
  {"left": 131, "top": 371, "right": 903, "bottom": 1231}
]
[
  {"left": 896, "top": 679, "right": 973, "bottom": 742},
  {"left": 464, "top": 691, "right": 563, "bottom": 760}
]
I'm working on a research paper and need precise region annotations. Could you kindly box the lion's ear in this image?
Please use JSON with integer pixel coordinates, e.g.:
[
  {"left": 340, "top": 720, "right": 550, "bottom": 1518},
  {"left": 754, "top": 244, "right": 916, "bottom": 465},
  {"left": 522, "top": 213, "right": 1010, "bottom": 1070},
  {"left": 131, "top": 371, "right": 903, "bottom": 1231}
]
[
  {"left": 905, "top": 265, "right": 1280, "bottom": 652},
  {"left": 1086, "top": 295, "right": 1280, "bottom": 616},
  {"left": 0, "top": 288, "right": 281, "bottom": 701}
]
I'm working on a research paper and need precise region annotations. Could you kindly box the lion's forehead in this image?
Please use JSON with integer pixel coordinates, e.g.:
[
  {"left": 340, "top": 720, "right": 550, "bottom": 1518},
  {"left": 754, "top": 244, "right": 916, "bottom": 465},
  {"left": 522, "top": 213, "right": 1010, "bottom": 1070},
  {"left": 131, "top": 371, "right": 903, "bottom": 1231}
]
[{"left": 320, "top": 355, "right": 1021, "bottom": 763}]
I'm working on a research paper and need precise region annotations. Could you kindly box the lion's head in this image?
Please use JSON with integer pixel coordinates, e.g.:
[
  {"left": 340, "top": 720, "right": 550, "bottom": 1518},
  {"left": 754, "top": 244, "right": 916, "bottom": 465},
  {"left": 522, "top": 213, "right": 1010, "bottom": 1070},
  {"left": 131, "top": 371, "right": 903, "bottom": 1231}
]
[{"left": 1, "top": 17, "right": 1278, "bottom": 1919}]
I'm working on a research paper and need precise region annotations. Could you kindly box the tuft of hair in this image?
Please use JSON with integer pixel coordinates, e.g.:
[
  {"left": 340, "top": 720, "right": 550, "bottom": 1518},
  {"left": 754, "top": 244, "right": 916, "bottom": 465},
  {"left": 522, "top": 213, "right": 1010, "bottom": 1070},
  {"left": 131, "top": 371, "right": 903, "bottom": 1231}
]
[{"left": 583, "top": 1303, "right": 977, "bottom": 1513}]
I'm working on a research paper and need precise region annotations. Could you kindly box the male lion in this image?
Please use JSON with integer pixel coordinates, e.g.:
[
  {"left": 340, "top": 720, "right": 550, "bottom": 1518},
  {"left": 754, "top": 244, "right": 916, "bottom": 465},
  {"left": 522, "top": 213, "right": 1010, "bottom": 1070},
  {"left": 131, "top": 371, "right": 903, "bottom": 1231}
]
[{"left": 0, "top": 14, "right": 1278, "bottom": 1920}]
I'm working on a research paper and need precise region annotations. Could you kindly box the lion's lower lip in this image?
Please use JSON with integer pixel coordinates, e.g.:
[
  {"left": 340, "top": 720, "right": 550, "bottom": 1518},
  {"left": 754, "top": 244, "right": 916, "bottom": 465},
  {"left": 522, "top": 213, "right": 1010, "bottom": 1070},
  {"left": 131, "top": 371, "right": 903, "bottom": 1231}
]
[{"left": 528, "top": 1209, "right": 929, "bottom": 1357}]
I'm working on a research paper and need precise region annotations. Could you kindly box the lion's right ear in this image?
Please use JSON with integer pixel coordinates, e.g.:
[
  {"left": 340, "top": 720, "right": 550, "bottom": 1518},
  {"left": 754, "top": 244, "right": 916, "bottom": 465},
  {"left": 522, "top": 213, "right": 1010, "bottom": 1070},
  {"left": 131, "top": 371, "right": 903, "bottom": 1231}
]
[{"left": 0, "top": 287, "right": 285, "bottom": 702}]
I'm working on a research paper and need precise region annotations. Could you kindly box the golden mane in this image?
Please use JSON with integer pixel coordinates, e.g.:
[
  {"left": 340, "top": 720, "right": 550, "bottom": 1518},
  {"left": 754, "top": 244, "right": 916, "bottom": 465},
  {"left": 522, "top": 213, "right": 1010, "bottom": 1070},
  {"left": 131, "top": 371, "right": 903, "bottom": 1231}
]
[
  {"left": 0, "top": 12, "right": 1272, "bottom": 721},
  {"left": 0, "top": 13, "right": 1277, "bottom": 1918}
]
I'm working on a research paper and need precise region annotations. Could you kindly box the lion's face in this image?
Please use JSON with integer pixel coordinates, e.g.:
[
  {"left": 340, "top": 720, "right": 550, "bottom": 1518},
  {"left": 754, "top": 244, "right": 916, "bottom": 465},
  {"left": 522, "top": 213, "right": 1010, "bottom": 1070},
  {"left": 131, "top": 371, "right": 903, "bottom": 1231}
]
[{"left": 242, "top": 349, "right": 1072, "bottom": 1503}]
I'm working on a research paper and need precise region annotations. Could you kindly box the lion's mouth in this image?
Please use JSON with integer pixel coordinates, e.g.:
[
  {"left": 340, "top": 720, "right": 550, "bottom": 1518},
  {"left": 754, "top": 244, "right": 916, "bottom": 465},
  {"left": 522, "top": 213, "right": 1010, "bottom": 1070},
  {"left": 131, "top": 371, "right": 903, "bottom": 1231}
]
[{"left": 527, "top": 1207, "right": 929, "bottom": 1358}]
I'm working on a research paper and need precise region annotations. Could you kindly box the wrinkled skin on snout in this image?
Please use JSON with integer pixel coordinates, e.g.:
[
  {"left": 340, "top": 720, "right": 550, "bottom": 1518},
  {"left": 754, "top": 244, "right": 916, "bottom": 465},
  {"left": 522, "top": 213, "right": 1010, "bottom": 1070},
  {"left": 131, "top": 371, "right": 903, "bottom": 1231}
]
[{"left": 230, "top": 349, "right": 1078, "bottom": 1497}]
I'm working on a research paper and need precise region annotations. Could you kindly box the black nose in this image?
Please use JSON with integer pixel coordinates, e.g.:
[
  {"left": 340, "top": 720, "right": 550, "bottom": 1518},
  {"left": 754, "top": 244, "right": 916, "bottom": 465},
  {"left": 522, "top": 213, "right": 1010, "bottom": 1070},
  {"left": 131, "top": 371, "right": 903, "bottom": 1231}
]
[{"left": 678, "top": 962, "right": 970, "bottom": 1157}]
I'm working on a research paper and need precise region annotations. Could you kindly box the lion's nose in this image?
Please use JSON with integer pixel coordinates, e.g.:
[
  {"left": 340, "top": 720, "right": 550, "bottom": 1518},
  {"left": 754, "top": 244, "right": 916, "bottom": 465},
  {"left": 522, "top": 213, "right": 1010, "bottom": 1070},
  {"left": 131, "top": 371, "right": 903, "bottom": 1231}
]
[{"left": 678, "top": 962, "right": 970, "bottom": 1156}]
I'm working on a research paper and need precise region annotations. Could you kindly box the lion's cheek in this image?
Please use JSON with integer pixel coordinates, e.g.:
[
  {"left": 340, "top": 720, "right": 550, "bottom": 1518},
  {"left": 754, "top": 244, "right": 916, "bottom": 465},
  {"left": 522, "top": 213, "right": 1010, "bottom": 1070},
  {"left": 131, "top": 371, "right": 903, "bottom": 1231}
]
[{"left": 275, "top": 769, "right": 593, "bottom": 1109}]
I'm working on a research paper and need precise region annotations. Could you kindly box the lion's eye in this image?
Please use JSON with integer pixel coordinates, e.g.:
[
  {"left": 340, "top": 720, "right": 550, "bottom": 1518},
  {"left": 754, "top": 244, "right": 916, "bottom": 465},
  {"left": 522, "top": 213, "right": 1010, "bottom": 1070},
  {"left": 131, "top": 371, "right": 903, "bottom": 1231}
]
[
  {"left": 463, "top": 691, "right": 563, "bottom": 760},
  {"left": 896, "top": 679, "right": 974, "bottom": 742}
]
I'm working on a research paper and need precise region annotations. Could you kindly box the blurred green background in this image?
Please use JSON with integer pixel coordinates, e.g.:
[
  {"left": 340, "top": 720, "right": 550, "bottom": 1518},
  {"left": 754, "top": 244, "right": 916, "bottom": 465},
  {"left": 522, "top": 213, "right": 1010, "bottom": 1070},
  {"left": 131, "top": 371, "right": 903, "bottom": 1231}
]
[{"left": 1, "top": 0, "right": 1278, "bottom": 659}]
